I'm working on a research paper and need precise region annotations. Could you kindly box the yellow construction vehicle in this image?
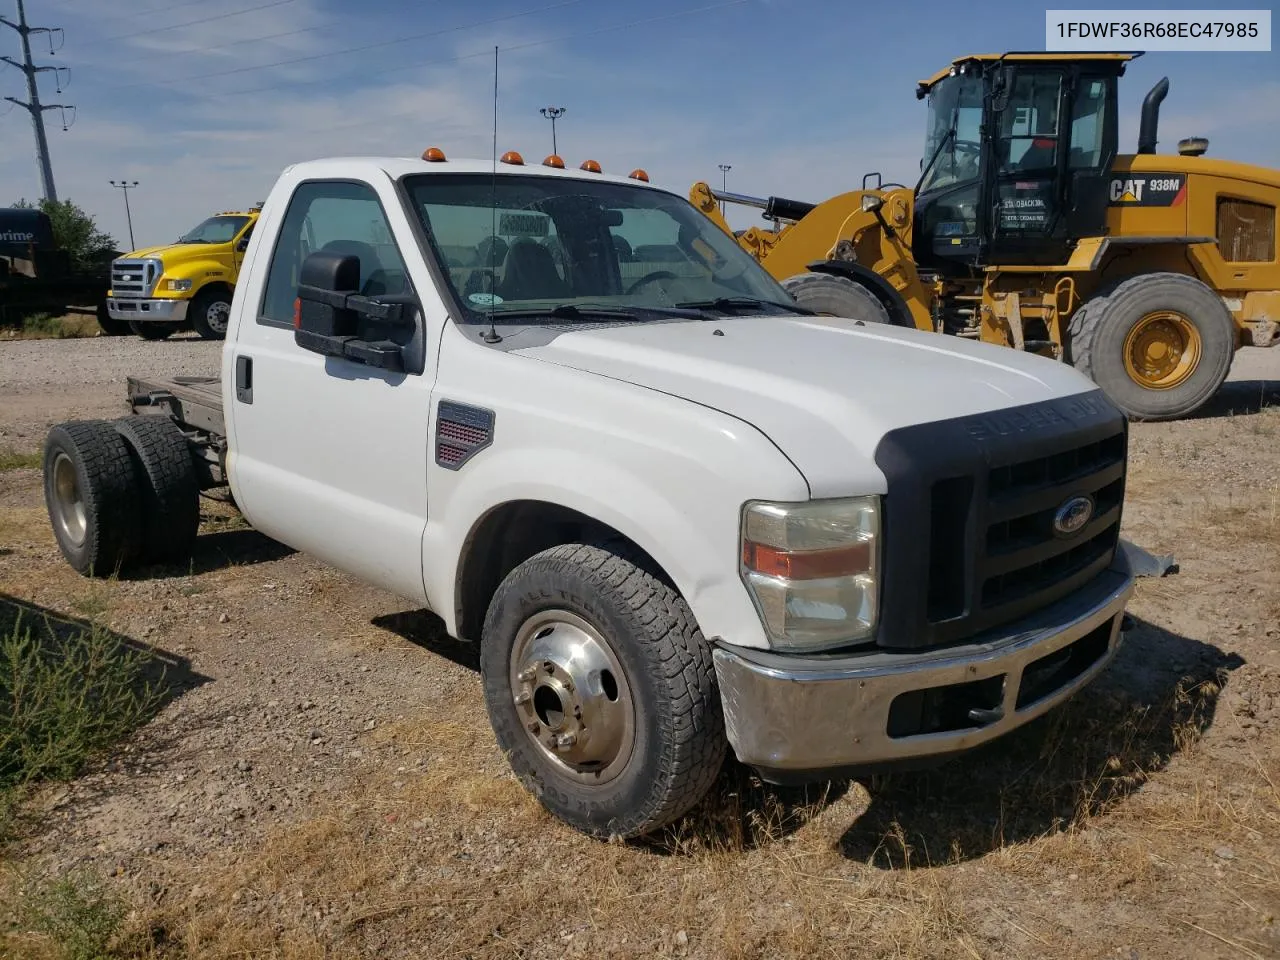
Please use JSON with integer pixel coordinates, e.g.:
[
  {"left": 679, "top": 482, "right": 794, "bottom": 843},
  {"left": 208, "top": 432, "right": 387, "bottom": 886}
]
[{"left": 690, "top": 52, "right": 1279, "bottom": 420}]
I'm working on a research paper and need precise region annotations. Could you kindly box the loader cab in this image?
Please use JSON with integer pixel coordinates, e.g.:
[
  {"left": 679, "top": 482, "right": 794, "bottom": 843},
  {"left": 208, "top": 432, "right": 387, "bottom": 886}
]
[{"left": 913, "top": 53, "right": 1127, "bottom": 271}]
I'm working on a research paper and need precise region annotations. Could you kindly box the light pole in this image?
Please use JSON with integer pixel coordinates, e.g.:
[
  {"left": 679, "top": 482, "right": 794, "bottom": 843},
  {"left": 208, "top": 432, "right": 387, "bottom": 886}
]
[
  {"left": 717, "top": 163, "right": 731, "bottom": 215},
  {"left": 540, "top": 106, "right": 566, "bottom": 156},
  {"left": 109, "top": 179, "right": 138, "bottom": 250}
]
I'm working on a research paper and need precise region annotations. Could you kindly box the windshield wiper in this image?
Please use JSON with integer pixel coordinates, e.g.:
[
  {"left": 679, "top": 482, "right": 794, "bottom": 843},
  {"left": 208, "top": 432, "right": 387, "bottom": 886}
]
[
  {"left": 675, "top": 296, "right": 814, "bottom": 316},
  {"left": 487, "top": 303, "right": 702, "bottom": 323}
]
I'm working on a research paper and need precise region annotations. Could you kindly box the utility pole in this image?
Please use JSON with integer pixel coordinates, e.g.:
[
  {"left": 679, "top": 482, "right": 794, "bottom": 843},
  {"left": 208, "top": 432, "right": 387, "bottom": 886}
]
[
  {"left": 109, "top": 180, "right": 138, "bottom": 250},
  {"left": 717, "top": 164, "right": 731, "bottom": 216},
  {"left": 1, "top": 0, "right": 73, "bottom": 202},
  {"left": 539, "top": 105, "right": 565, "bottom": 156}
]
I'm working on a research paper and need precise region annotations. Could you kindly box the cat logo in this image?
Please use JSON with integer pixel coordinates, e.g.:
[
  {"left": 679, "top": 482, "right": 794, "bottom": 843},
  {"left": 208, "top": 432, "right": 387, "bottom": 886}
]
[
  {"left": 1110, "top": 179, "right": 1143, "bottom": 203},
  {"left": 1108, "top": 174, "right": 1186, "bottom": 207}
]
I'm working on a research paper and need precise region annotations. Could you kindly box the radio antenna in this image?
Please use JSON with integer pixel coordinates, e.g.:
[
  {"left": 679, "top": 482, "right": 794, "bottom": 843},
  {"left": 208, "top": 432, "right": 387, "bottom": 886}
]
[{"left": 481, "top": 44, "right": 502, "bottom": 344}]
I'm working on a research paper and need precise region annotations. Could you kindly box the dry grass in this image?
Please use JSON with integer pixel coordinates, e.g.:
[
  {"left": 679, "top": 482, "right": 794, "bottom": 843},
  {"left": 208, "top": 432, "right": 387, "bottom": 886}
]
[
  {"left": 0, "top": 312, "right": 102, "bottom": 340},
  {"left": 0, "top": 450, "right": 42, "bottom": 473},
  {"left": 116, "top": 661, "right": 1277, "bottom": 960}
]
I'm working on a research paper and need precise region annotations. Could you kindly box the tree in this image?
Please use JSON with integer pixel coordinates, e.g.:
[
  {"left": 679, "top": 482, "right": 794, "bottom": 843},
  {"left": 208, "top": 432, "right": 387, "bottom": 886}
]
[{"left": 10, "top": 198, "right": 118, "bottom": 270}]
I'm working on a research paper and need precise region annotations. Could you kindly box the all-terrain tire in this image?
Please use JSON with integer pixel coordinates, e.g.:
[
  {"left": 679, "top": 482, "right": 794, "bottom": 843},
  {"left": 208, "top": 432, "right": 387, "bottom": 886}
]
[
  {"left": 112, "top": 415, "right": 200, "bottom": 566},
  {"left": 782, "top": 272, "right": 894, "bottom": 324},
  {"left": 42, "top": 420, "right": 144, "bottom": 577},
  {"left": 480, "top": 542, "right": 727, "bottom": 839},
  {"left": 1067, "top": 272, "right": 1235, "bottom": 421},
  {"left": 129, "top": 319, "right": 182, "bottom": 340},
  {"left": 188, "top": 286, "right": 233, "bottom": 341}
]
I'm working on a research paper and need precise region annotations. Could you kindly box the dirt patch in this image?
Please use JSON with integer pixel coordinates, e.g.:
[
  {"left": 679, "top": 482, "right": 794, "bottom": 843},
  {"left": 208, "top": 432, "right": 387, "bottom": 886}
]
[{"left": 0, "top": 342, "right": 1277, "bottom": 959}]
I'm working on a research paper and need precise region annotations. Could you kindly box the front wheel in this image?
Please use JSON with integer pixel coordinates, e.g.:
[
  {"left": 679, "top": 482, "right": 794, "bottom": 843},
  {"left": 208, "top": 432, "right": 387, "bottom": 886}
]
[
  {"left": 1068, "top": 272, "right": 1236, "bottom": 421},
  {"left": 188, "top": 287, "right": 232, "bottom": 341},
  {"left": 129, "top": 320, "right": 182, "bottom": 341},
  {"left": 480, "top": 543, "right": 726, "bottom": 839}
]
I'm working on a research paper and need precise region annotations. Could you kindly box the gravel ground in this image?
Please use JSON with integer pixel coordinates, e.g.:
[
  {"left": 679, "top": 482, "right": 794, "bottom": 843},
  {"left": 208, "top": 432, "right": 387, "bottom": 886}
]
[
  {"left": 0, "top": 333, "right": 220, "bottom": 454},
  {"left": 0, "top": 334, "right": 1277, "bottom": 959}
]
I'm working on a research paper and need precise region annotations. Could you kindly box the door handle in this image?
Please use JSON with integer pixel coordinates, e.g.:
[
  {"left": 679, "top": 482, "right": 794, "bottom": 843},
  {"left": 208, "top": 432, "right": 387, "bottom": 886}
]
[{"left": 235, "top": 355, "right": 253, "bottom": 404}]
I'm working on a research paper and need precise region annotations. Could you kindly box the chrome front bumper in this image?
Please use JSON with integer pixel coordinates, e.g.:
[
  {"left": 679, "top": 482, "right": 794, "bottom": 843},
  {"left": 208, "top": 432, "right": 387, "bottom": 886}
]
[
  {"left": 106, "top": 297, "right": 188, "bottom": 323},
  {"left": 713, "top": 566, "right": 1135, "bottom": 781}
]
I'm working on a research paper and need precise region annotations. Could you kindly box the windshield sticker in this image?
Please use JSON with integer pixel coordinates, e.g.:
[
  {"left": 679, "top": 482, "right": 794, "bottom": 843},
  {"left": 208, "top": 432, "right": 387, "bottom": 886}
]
[
  {"left": 499, "top": 212, "right": 550, "bottom": 237},
  {"left": 468, "top": 292, "right": 504, "bottom": 306}
]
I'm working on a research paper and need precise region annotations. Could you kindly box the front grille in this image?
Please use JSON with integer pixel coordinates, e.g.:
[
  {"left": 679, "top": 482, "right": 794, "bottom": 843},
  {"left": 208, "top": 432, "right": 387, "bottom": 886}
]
[
  {"left": 873, "top": 390, "right": 1127, "bottom": 650},
  {"left": 110, "top": 258, "right": 158, "bottom": 296}
]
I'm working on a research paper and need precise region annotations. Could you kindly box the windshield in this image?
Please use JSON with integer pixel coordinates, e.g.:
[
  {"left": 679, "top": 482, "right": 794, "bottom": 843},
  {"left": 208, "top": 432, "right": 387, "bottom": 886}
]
[
  {"left": 403, "top": 173, "right": 796, "bottom": 323},
  {"left": 920, "top": 74, "right": 984, "bottom": 193},
  {"left": 178, "top": 215, "right": 249, "bottom": 244}
]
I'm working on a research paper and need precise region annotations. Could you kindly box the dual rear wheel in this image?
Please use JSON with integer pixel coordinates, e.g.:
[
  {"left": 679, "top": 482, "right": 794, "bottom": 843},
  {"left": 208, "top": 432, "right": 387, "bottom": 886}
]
[{"left": 43, "top": 416, "right": 200, "bottom": 577}]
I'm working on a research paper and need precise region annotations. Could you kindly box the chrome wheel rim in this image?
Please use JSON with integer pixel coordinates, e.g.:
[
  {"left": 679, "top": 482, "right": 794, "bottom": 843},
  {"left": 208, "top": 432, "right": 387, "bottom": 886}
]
[
  {"left": 51, "top": 452, "right": 87, "bottom": 546},
  {"left": 207, "top": 300, "right": 231, "bottom": 334},
  {"left": 508, "top": 609, "right": 635, "bottom": 785}
]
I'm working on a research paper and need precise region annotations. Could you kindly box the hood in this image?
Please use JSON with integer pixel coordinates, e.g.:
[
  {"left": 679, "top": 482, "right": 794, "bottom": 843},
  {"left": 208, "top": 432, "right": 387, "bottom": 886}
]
[
  {"left": 515, "top": 315, "right": 1105, "bottom": 498},
  {"left": 119, "top": 242, "right": 211, "bottom": 261}
]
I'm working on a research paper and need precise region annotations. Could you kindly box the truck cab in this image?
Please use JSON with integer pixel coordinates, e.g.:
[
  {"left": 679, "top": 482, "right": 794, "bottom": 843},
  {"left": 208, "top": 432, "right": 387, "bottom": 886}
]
[
  {"left": 106, "top": 207, "right": 259, "bottom": 341},
  {"left": 43, "top": 149, "right": 1139, "bottom": 841}
]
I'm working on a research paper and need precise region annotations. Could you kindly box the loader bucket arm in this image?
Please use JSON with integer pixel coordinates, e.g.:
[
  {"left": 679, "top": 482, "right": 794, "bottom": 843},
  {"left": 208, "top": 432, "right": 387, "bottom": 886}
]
[{"left": 689, "top": 181, "right": 735, "bottom": 237}]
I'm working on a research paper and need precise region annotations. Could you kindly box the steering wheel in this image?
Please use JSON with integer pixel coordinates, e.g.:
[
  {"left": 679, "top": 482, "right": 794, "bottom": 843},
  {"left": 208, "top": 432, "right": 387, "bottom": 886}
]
[{"left": 626, "top": 270, "right": 679, "bottom": 296}]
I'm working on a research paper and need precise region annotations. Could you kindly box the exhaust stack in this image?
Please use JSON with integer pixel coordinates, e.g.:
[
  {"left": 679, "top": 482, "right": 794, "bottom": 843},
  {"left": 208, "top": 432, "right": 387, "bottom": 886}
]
[{"left": 1137, "top": 77, "right": 1169, "bottom": 154}]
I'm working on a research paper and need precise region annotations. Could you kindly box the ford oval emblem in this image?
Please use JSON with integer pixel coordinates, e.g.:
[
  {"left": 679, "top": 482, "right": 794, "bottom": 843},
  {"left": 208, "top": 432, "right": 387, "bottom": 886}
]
[{"left": 1052, "top": 495, "right": 1095, "bottom": 538}]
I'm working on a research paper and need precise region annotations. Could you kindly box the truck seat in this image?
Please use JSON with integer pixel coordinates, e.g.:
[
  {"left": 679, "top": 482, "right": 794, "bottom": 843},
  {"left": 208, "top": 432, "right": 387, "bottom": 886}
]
[{"left": 499, "top": 237, "right": 567, "bottom": 301}]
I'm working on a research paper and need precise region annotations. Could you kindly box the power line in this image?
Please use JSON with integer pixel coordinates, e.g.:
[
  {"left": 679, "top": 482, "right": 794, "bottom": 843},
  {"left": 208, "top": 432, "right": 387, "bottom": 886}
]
[
  {"left": 96, "top": 0, "right": 298, "bottom": 44},
  {"left": 1, "top": 0, "right": 75, "bottom": 201}
]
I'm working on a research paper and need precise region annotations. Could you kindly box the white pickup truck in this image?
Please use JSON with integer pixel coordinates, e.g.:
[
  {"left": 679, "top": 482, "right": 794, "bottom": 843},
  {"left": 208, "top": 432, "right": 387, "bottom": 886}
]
[{"left": 41, "top": 149, "right": 1139, "bottom": 840}]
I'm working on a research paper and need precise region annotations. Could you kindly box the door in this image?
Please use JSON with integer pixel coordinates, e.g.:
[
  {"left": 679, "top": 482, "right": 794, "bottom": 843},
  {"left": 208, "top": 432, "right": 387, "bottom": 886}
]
[
  {"left": 984, "top": 67, "right": 1118, "bottom": 265},
  {"left": 225, "top": 176, "right": 436, "bottom": 603}
]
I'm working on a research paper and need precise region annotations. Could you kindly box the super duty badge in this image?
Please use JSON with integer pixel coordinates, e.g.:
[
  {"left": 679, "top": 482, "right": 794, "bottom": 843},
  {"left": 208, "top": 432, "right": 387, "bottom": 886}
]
[{"left": 1108, "top": 174, "right": 1186, "bottom": 207}]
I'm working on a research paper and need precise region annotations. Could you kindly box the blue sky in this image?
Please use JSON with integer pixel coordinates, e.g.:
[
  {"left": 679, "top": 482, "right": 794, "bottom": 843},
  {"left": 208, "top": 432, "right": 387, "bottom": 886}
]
[{"left": 2, "top": 0, "right": 1276, "bottom": 249}]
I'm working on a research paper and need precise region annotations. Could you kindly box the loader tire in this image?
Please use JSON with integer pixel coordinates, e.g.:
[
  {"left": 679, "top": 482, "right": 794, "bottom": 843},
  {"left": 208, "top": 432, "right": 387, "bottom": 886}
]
[
  {"left": 112, "top": 415, "right": 200, "bottom": 567},
  {"left": 43, "top": 420, "right": 144, "bottom": 577},
  {"left": 1068, "top": 272, "right": 1235, "bottom": 421},
  {"left": 480, "top": 542, "right": 726, "bottom": 840},
  {"left": 782, "top": 273, "right": 893, "bottom": 325}
]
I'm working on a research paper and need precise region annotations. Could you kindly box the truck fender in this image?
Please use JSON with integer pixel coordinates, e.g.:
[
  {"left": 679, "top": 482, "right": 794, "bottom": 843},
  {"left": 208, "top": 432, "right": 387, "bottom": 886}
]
[
  {"left": 422, "top": 444, "right": 779, "bottom": 653},
  {"left": 805, "top": 259, "right": 915, "bottom": 328}
]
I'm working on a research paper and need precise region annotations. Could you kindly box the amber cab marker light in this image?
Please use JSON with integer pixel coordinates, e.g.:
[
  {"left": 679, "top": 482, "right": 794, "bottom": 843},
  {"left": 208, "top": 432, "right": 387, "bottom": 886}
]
[
  {"left": 501, "top": 150, "right": 524, "bottom": 165},
  {"left": 580, "top": 159, "right": 602, "bottom": 173},
  {"left": 543, "top": 154, "right": 565, "bottom": 168},
  {"left": 422, "top": 147, "right": 446, "bottom": 162},
  {"left": 628, "top": 168, "right": 649, "bottom": 182}
]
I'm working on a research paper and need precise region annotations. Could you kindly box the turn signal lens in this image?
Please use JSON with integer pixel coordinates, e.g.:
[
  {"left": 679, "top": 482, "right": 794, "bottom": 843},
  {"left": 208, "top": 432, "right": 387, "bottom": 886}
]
[
  {"left": 422, "top": 147, "right": 446, "bottom": 162},
  {"left": 742, "top": 540, "right": 871, "bottom": 580},
  {"left": 292, "top": 297, "right": 301, "bottom": 329},
  {"left": 628, "top": 168, "right": 649, "bottom": 182},
  {"left": 501, "top": 150, "right": 524, "bottom": 165},
  {"left": 543, "top": 154, "right": 565, "bottom": 168},
  {"left": 580, "top": 159, "right": 602, "bottom": 173}
]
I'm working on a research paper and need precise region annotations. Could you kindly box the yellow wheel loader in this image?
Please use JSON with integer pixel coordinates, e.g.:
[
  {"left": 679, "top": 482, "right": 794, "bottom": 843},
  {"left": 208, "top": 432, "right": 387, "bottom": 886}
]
[{"left": 690, "top": 52, "right": 1279, "bottom": 421}]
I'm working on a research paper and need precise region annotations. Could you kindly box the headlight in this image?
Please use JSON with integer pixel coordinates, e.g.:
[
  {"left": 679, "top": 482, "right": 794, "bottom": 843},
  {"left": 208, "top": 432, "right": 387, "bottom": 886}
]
[
  {"left": 166, "top": 279, "right": 193, "bottom": 292},
  {"left": 739, "top": 496, "right": 879, "bottom": 651}
]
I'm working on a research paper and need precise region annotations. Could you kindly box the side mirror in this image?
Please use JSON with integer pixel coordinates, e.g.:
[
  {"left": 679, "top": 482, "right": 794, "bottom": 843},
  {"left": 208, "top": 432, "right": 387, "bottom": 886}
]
[
  {"left": 294, "top": 251, "right": 417, "bottom": 371},
  {"left": 236, "top": 235, "right": 251, "bottom": 252}
]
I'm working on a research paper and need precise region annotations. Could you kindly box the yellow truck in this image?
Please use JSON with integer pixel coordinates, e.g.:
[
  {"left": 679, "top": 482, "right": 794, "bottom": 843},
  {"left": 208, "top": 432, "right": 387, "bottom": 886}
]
[{"left": 106, "top": 206, "right": 260, "bottom": 340}]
